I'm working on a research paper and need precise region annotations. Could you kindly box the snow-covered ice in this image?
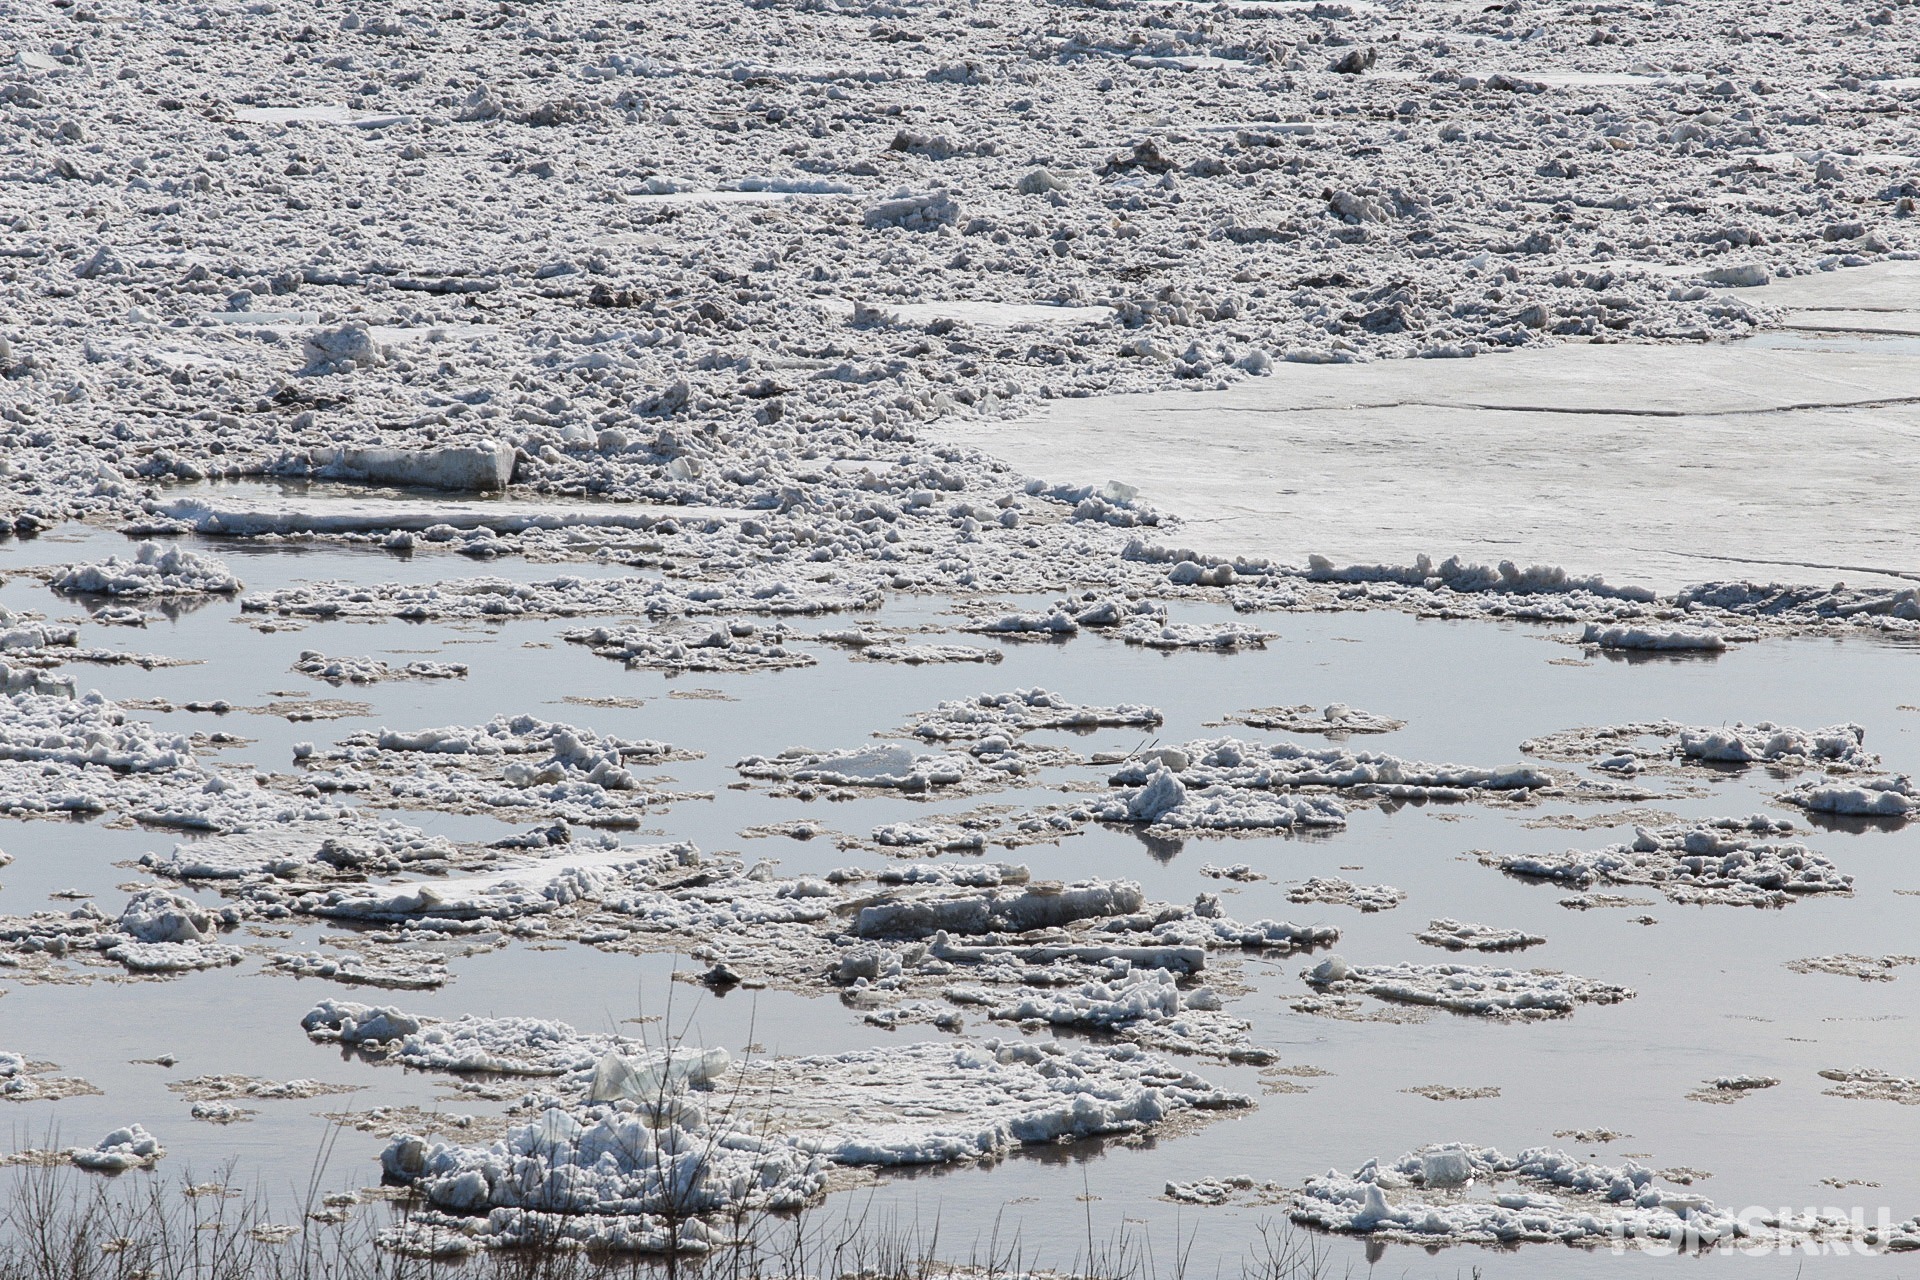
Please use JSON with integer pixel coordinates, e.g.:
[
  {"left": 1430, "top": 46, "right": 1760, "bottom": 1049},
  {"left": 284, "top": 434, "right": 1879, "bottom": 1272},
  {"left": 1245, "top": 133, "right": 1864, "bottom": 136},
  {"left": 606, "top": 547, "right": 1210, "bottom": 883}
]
[
  {"left": 1301, "top": 955, "right": 1632, "bottom": 1020},
  {"left": 1485, "top": 818, "right": 1852, "bottom": 907},
  {"left": 1289, "top": 1143, "right": 1854, "bottom": 1249},
  {"left": 1415, "top": 919, "right": 1547, "bottom": 953}
]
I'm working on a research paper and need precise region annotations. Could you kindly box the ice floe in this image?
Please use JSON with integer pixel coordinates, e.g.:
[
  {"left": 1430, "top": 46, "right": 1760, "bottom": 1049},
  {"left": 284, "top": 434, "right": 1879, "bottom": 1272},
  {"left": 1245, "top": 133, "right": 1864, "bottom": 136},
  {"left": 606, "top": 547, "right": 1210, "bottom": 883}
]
[
  {"left": 564, "top": 621, "right": 816, "bottom": 674},
  {"left": 1285, "top": 878, "right": 1405, "bottom": 913},
  {"left": 1687, "top": 1075, "right": 1779, "bottom": 1104},
  {"left": 1786, "top": 955, "right": 1920, "bottom": 982},
  {"left": 1578, "top": 622, "right": 1727, "bottom": 652},
  {"left": 1414, "top": 919, "right": 1547, "bottom": 953},
  {"left": 903, "top": 688, "right": 1162, "bottom": 741},
  {"left": 1483, "top": 818, "right": 1852, "bottom": 907},
  {"left": 1820, "top": 1068, "right": 1920, "bottom": 1105},
  {"left": 1289, "top": 1143, "right": 1852, "bottom": 1249},
  {"left": 1524, "top": 721, "right": 1878, "bottom": 776},
  {"left": 375, "top": 1030, "right": 1245, "bottom": 1253},
  {"left": 1094, "top": 737, "right": 1556, "bottom": 834},
  {"left": 1779, "top": 774, "right": 1918, "bottom": 819},
  {"left": 70, "top": 1125, "right": 165, "bottom": 1173},
  {"left": 736, "top": 743, "right": 972, "bottom": 795},
  {"left": 1299, "top": 955, "right": 1632, "bottom": 1020},
  {"left": 292, "top": 651, "right": 468, "bottom": 684},
  {"left": 1221, "top": 704, "right": 1404, "bottom": 735},
  {"left": 296, "top": 715, "right": 692, "bottom": 826},
  {"left": 0, "top": 1054, "right": 101, "bottom": 1102},
  {"left": 1109, "top": 738, "right": 1553, "bottom": 799},
  {"left": 47, "top": 542, "right": 242, "bottom": 597}
]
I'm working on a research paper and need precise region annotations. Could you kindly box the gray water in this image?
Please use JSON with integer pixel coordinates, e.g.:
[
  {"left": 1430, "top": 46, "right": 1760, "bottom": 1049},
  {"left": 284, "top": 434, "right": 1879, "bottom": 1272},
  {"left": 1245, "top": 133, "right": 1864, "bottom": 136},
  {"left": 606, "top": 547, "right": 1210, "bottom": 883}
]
[{"left": 4, "top": 522, "right": 1920, "bottom": 1278}]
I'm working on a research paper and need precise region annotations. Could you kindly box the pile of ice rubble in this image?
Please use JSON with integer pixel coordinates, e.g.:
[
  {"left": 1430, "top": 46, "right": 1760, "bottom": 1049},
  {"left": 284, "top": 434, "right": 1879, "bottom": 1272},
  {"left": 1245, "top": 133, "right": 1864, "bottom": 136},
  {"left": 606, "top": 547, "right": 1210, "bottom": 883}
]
[
  {"left": 299, "top": 999, "right": 1244, "bottom": 1255},
  {"left": 0, "top": 888, "right": 241, "bottom": 976},
  {"left": 1288, "top": 1143, "right": 1920, "bottom": 1250},
  {"left": 1483, "top": 816, "right": 1854, "bottom": 908},
  {"left": 69, "top": 1125, "right": 166, "bottom": 1173},
  {"left": 46, "top": 543, "right": 242, "bottom": 598}
]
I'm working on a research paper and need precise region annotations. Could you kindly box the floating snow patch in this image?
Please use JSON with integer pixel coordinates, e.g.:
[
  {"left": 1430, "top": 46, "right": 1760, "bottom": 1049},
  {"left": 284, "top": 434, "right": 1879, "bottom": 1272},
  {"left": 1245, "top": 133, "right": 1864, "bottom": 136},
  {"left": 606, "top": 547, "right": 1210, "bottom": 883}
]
[
  {"left": 1415, "top": 919, "right": 1547, "bottom": 952},
  {"left": 1224, "top": 704, "right": 1403, "bottom": 735},
  {"left": 299, "top": 716, "right": 685, "bottom": 824},
  {"left": 1779, "top": 775, "right": 1918, "bottom": 819},
  {"left": 905, "top": 688, "right": 1161, "bottom": 741},
  {"left": 1286, "top": 878, "right": 1405, "bottom": 913},
  {"left": 293, "top": 651, "right": 468, "bottom": 684},
  {"left": 269, "top": 949, "right": 449, "bottom": 990},
  {"left": 1099, "top": 904, "right": 1339, "bottom": 956},
  {"left": 950, "top": 970, "right": 1267, "bottom": 1062},
  {"left": 870, "top": 822, "right": 988, "bottom": 852},
  {"left": 1300, "top": 956, "right": 1631, "bottom": 1019},
  {"left": 300, "top": 1000, "right": 593, "bottom": 1074},
  {"left": 857, "top": 642, "right": 1002, "bottom": 664},
  {"left": 1686, "top": 1075, "right": 1780, "bottom": 1104},
  {"left": 972, "top": 968, "right": 1202, "bottom": 1026},
  {"left": 1579, "top": 622, "right": 1726, "bottom": 652},
  {"left": 48, "top": 543, "right": 241, "bottom": 597},
  {"left": 1289, "top": 1143, "right": 1839, "bottom": 1249},
  {"left": 1819, "top": 1067, "right": 1920, "bottom": 1104},
  {"left": 0, "top": 1055, "right": 100, "bottom": 1102},
  {"left": 0, "top": 690, "right": 192, "bottom": 773},
  {"left": 380, "top": 1035, "right": 1244, "bottom": 1253},
  {"left": 1117, "top": 620, "right": 1274, "bottom": 650},
  {"left": 971, "top": 610, "right": 1079, "bottom": 637},
  {"left": 737, "top": 744, "right": 969, "bottom": 793},
  {"left": 1785, "top": 954, "right": 1920, "bottom": 982},
  {"left": 1524, "top": 721, "right": 1878, "bottom": 775},
  {"left": 853, "top": 879, "right": 1145, "bottom": 938},
  {"left": 70, "top": 1125, "right": 164, "bottom": 1172},
  {"left": 141, "top": 819, "right": 457, "bottom": 881},
  {"left": 1105, "top": 739, "right": 1552, "bottom": 816},
  {"left": 1484, "top": 818, "right": 1851, "bottom": 907},
  {"left": 565, "top": 622, "right": 814, "bottom": 674},
  {"left": 1679, "top": 723, "right": 1872, "bottom": 769},
  {"left": 1091, "top": 762, "right": 1350, "bottom": 832},
  {"left": 302, "top": 848, "right": 656, "bottom": 926}
]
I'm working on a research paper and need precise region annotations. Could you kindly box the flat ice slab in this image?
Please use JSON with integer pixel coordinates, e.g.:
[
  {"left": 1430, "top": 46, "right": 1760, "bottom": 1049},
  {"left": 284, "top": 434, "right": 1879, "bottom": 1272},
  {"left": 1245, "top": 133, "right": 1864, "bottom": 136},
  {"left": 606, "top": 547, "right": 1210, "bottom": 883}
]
[
  {"left": 155, "top": 492, "right": 752, "bottom": 536},
  {"left": 949, "top": 266, "right": 1920, "bottom": 594}
]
